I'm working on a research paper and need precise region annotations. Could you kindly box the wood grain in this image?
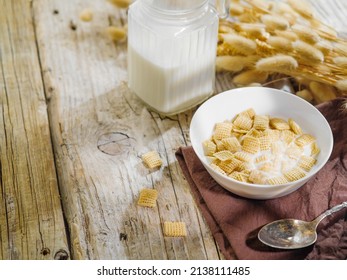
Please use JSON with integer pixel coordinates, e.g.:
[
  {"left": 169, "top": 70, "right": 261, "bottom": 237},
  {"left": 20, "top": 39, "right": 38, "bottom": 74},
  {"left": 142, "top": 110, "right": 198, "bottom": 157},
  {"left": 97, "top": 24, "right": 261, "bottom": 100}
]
[
  {"left": 33, "top": 0, "right": 221, "bottom": 259},
  {"left": 0, "top": 0, "right": 69, "bottom": 259}
]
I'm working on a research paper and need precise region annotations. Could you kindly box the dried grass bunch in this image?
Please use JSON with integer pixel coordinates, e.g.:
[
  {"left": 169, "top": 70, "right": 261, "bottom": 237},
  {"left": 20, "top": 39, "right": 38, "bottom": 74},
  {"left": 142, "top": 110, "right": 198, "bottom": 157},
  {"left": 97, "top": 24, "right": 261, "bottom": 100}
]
[{"left": 217, "top": 0, "right": 347, "bottom": 104}]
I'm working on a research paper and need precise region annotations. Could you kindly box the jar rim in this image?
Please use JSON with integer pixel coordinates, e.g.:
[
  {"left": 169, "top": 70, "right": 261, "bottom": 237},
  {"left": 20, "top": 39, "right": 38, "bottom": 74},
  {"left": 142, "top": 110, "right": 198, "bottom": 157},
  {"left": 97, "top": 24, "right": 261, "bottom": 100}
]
[{"left": 142, "top": 0, "right": 209, "bottom": 16}]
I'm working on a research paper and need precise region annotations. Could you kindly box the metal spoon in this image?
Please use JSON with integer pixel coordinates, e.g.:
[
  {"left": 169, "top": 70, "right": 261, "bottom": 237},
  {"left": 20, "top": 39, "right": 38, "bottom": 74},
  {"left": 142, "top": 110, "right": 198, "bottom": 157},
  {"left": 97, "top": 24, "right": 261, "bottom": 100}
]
[{"left": 258, "top": 201, "right": 347, "bottom": 249}]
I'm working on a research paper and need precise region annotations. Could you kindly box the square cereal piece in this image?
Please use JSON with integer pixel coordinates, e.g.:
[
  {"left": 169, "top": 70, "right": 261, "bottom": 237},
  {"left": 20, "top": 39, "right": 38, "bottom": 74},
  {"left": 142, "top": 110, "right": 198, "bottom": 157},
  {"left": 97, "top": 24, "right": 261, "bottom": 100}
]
[
  {"left": 253, "top": 115, "right": 269, "bottom": 130},
  {"left": 221, "top": 136, "right": 241, "bottom": 153},
  {"left": 288, "top": 118, "right": 303, "bottom": 135},
  {"left": 234, "top": 151, "right": 252, "bottom": 162},
  {"left": 259, "top": 135, "right": 271, "bottom": 151},
  {"left": 202, "top": 139, "right": 217, "bottom": 156},
  {"left": 255, "top": 154, "right": 270, "bottom": 163},
  {"left": 242, "top": 136, "right": 260, "bottom": 154},
  {"left": 270, "top": 118, "right": 290, "bottom": 130},
  {"left": 240, "top": 108, "right": 256, "bottom": 119},
  {"left": 249, "top": 170, "right": 267, "bottom": 184},
  {"left": 281, "top": 130, "right": 296, "bottom": 145},
  {"left": 284, "top": 167, "right": 306, "bottom": 182},
  {"left": 228, "top": 171, "right": 249, "bottom": 182},
  {"left": 142, "top": 151, "right": 162, "bottom": 169},
  {"left": 213, "top": 122, "right": 233, "bottom": 140},
  {"left": 210, "top": 163, "right": 227, "bottom": 175},
  {"left": 163, "top": 221, "right": 187, "bottom": 237},
  {"left": 267, "top": 175, "right": 288, "bottom": 185},
  {"left": 233, "top": 114, "right": 253, "bottom": 131},
  {"left": 218, "top": 160, "right": 238, "bottom": 174},
  {"left": 295, "top": 134, "right": 316, "bottom": 147},
  {"left": 297, "top": 155, "right": 317, "bottom": 172},
  {"left": 246, "top": 128, "right": 263, "bottom": 138},
  {"left": 311, "top": 141, "right": 320, "bottom": 157},
  {"left": 285, "top": 144, "right": 303, "bottom": 159},
  {"left": 213, "top": 150, "right": 234, "bottom": 161},
  {"left": 137, "top": 188, "right": 158, "bottom": 208}
]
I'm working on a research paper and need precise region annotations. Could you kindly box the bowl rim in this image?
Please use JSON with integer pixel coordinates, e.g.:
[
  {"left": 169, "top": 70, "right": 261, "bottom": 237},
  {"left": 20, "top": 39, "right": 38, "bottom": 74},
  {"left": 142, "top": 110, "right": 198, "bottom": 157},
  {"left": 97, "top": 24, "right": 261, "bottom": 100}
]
[{"left": 190, "top": 86, "right": 334, "bottom": 189}]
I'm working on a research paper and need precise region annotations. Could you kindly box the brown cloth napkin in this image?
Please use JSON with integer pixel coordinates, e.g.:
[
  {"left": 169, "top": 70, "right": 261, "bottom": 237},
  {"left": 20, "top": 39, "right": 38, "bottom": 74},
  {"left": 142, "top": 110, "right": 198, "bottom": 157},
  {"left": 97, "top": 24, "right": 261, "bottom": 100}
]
[{"left": 176, "top": 97, "right": 347, "bottom": 260}]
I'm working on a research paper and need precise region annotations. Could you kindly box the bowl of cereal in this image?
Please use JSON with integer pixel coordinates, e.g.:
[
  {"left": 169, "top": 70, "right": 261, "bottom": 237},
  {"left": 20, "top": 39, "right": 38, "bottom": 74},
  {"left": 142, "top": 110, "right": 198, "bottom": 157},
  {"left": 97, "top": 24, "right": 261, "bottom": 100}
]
[{"left": 189, "top": 87, "right": 333, "bottom": 199}]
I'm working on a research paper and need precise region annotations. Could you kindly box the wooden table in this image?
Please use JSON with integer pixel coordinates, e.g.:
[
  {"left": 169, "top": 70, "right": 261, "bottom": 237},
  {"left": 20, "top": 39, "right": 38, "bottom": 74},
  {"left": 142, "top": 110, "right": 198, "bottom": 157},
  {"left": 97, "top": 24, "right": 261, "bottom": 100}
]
[{"left": 1, "top": 0, "right": 346, "bottom": 260}]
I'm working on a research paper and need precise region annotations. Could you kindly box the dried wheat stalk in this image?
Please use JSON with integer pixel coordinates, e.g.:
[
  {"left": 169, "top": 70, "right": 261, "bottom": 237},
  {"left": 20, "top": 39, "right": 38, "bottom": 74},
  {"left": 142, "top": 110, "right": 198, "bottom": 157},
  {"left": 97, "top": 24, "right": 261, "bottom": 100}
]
[{"left": 218, "top": 0, "right": 347, "bottom": 104}]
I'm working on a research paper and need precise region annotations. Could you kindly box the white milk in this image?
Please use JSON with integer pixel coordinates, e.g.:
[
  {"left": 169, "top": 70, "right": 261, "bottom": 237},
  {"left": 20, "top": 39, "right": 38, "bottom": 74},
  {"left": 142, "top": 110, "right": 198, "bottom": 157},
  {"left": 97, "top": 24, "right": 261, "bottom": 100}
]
[
  {"left": 128, "top": 46, "right": 216, "bottom": 115},
  {"left": 127, "top": 0, "right": 219, "bottom": 115}
]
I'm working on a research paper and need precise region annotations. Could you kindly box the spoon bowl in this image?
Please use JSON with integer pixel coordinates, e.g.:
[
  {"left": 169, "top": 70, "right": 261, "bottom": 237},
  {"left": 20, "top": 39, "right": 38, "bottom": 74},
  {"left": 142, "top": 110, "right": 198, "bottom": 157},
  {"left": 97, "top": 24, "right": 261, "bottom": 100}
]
[
  {"left": 258, "top": 219, "right": 317, "bottom": 249},
  {"left": 258, "top": 201, "right": 347, "bottom": 249}
]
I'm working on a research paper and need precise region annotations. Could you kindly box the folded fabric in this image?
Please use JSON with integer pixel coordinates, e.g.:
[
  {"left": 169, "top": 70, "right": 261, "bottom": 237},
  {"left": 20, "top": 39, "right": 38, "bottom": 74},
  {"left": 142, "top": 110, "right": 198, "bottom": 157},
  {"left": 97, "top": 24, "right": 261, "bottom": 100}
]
[{"left": 176, "top": 97, "right": 347, "bottom": 260}]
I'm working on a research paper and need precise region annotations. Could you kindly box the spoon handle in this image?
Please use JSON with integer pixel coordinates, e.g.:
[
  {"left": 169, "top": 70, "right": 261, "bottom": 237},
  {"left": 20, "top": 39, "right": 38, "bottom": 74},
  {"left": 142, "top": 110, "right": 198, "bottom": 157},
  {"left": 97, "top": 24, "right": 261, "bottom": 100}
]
[{"left": 313, "top": 201, "right": 347, "bottom": 226}]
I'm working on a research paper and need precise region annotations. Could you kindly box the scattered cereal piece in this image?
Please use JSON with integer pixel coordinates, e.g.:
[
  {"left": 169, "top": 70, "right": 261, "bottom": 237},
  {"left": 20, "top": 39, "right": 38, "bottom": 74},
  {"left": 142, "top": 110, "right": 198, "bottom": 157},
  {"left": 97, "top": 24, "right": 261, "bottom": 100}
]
[
  {"left": 108, "top": 0, "right": 132, "bottom": 9},
  {"left": 137, "top": 189, "right": 158, "bottom": 208},
  {"left": 79, "top": 8, "right": 93, "bottom": 22},
  {"left": 106, "top": 26, "right": 127, "bottom": 42},
  {"left": 142, "top": 151, "right": 162, "bottom": 169},
  {"left": 163, "top": 222, "right": 187, "bottom": 237}
]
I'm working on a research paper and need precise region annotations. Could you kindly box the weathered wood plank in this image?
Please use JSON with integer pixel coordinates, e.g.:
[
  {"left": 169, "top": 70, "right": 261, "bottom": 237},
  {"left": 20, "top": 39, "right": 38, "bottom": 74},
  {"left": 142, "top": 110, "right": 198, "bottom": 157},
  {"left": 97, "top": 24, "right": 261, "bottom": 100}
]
[
  {"left": 0, "top": 0, "right": 69, "bottom": 259},
  {"left": 33, "top": 0, "right": 220, "bottom": 259}
]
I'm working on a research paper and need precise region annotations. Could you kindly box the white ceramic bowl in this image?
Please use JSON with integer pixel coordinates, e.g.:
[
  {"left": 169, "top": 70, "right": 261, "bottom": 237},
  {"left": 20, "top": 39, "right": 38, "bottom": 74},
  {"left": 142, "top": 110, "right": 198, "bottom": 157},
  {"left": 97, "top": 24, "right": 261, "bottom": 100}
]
[{"left": 190, "top": 87, "right": 333, "bottom": 199}]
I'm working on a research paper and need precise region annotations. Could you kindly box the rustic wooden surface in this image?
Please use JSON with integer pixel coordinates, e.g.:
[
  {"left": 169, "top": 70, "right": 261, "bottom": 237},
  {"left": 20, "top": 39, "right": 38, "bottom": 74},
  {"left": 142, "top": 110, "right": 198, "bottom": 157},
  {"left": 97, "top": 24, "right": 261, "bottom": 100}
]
[
  {"left": 0, "top": 0, "right": 69, "bottom": 259},
  {"left": 0, "top": 0, "right": 346, "bottom": 260}
]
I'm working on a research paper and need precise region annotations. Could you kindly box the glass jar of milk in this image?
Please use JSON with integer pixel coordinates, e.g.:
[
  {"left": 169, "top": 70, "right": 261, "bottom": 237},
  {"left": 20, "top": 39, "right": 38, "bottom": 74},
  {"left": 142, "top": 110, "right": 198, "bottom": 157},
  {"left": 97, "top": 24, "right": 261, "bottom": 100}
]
[{"left": 127, "top": 0, "right": 219, "bottom": 115}]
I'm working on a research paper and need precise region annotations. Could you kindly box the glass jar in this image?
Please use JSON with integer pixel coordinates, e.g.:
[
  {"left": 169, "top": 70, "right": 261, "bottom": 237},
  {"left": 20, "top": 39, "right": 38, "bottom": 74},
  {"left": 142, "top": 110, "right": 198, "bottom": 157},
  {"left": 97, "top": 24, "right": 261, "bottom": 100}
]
[{"left": 127, "top": 0, "right": 219, "bottom": 115}]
